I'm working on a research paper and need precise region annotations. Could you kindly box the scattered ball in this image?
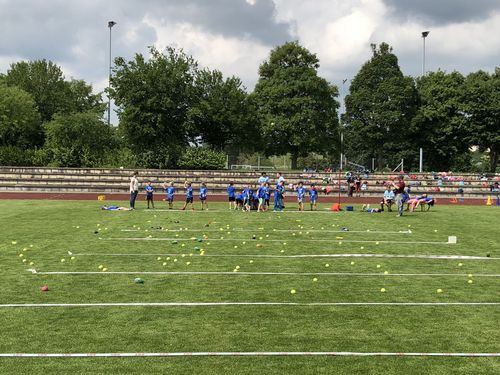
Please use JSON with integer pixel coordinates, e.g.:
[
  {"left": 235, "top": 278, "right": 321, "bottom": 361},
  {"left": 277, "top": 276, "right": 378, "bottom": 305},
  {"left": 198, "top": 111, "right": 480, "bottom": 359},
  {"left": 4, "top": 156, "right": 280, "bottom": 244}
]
[
  {"left": 325, "top": 263, "right": 330, "bottom": 268},
  {"left": 98, "top": 265, "right": 103, "bottom": 269},
  {"left": 312, "top": 278, "right": 318, "bottom": 282},
  {"left": 468, "top": 279, "right": 473, "bottom": 284},
  {"left": 60, "top": 259, "right": 66, "bottom": 263},
  {"left": 134, "top": 277, "right": 144, "bottom": 284},
  {"left": 376, "top": 265, "right": 381, "bottom": 268},
  {"left": 290, "top": 289, "right": 296, "bottom": 294},
  {"left": 350, "top": 261, "right": 355, "bottom": 265},
  {"left": 458, "top": 263, "right": 463, "bottom": 267},
  {"left": 436, "top": 288, "right": 443, "bottom": 293},
  {"left": 380, "top": 288, "right": 386, "bottom": 293},
  {"left": 249, "top": 260, "right": 254, "bottom": 264},
  {"left": 162, "top": 262, "right": 167, "bottom": 266},
  {"left": 102, "top": 268, "right": 108, "bottom": 272}
]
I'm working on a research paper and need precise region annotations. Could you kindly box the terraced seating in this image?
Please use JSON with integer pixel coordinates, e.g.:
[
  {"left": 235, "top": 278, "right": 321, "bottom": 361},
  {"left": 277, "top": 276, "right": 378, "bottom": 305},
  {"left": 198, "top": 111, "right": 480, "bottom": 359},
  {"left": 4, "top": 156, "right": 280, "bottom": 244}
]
[{"left": 0, "top": 167, "right": 498, "bottom": 199}]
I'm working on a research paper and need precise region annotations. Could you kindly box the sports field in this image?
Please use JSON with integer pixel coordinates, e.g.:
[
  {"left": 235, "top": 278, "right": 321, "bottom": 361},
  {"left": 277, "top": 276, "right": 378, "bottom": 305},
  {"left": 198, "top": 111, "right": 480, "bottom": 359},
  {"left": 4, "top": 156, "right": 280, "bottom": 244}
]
[{"left": 0, "top": 200, "right": 499, "bottom": 374}]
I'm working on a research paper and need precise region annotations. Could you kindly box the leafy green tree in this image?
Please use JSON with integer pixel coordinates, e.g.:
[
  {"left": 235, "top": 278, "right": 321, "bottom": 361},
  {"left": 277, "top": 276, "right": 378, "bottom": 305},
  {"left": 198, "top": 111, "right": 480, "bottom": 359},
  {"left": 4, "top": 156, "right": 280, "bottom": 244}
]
[
  {"left": 343, "top": 43, "right": 418, "bottom": 170},
  {"left": 43, "top": 112, "right": 116, "bottom": 167},
  {"left": 463, "top": 69, "right": 500, "bottom": 173},
  {"left": 67, "top": 79, "right": 106, "bottom": 116},
  {"left": 188, "top": 69, "right": 259, "bottom": 151},
  {"left": 177, "top": 147, "right": 226, "bottom": 170},
  {"left": 4, "top": 60, "right": 72, "bottom": 122},
  {"left": 110, "top": 47, "right": 198, "bottom": 168},
  {"left": 4, "top": 60, "right": 104, "bottom": 122},
  {"left": 0, "top": 84, "right": 42, "bottom": 148},
  {"left": 412, "top": 71, "right": 470, "bottom": 171},
  {"left": 253, "top": 41, "right": 339, "bottom": 169}
]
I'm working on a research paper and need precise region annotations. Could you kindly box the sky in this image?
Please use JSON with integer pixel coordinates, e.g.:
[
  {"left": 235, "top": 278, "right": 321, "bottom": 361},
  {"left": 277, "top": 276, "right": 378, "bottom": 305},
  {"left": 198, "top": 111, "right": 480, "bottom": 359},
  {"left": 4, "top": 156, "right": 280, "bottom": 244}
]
[{"left": 1, "top": 0, "right": 499, "bottom": 122}]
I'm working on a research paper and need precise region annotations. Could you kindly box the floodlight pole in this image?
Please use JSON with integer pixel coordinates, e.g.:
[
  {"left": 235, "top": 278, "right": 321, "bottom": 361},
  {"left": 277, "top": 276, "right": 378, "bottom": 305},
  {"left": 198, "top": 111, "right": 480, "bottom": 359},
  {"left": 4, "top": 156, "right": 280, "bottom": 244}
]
[
  {"left": 108, "top": 21, "right": 117, "bottom": 126},
  {"left": 422, "top": 31, "right": 430, "bottom": 76}
]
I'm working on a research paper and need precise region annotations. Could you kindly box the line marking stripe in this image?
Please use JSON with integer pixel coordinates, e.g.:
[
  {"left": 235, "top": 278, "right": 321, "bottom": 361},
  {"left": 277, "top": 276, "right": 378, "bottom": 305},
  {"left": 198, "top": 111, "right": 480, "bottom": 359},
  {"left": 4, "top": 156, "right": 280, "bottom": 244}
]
[
  {"left": 29, "top": 271, "right": 500, "bottom": 277},
  {"left": 72, "top": 253, "right": 499, "bottom": 260},
  {"left": 109, "top": 238, "right": 449, "bottom": 245},
  {"left": 0, "top": 352, "right": 499, "bottom": 358},
  {"left": 121, "top": 229, "right": 412, "bottom": 234},
  {"left": 1, "top": 302, "right": 499, "bottom": 308}
]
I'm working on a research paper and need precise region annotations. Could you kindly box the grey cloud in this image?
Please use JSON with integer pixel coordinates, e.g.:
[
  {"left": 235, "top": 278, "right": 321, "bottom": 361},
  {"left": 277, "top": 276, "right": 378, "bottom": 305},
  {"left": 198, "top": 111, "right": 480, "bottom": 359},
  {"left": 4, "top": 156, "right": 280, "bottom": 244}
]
[
  {"left": 384, "top": 0, "right": 500, "bottom": 25},
  {"left": 145, "top": 0, "right": 292, "bottom": 45}
]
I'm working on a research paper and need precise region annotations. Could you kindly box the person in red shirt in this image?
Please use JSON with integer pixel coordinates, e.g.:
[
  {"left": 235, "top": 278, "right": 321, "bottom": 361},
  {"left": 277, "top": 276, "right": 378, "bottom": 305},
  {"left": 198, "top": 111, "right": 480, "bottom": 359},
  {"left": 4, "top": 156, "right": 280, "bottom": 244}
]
[{"left": 392, "top": 176, "right": 406, "bottom": 217}]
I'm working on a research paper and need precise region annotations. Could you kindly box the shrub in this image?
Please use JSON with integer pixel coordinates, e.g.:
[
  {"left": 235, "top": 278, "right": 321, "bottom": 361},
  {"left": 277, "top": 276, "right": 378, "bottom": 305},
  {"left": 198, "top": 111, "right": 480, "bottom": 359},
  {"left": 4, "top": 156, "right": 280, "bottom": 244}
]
[{"left": 177, "top": 148, "right": 226, "bottom": 170}]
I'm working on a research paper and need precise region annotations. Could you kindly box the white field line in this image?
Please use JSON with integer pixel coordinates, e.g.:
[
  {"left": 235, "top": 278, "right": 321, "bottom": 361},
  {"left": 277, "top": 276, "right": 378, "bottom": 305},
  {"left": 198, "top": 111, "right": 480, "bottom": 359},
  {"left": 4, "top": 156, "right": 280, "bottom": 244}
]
[
  {"left": 29, "top": 271, "right": 500, "bottom": 278},
  {"left": 72, "top": 253, "right": 499, "bottom": 260},
  {"left": 1, "top": 302, "right": 500, "bottom": 308},
  {"left": 121, "top": 229, "right": 412, "bottom": 234},
  {"left": 109, "top": 237, "right": 449, "bottom": 245},
  {"left": 0, "top": 352, "right": 499, "bottom": 358}
]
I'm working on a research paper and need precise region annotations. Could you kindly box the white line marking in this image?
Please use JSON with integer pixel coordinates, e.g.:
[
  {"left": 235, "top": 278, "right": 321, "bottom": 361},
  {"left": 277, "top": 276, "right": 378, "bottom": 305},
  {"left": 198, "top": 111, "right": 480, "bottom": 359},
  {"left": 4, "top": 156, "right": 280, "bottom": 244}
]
[
  {"left": 29, "top": 271, "right": 500, "bottom": 277},
  {"left": 110, "top": 237, "right": 451, "bottom": 245},
  {"left": 122, "top": 229, "right": 412, "bottom": 234},
  {"left": 72, "top": 253, "right": 499, "bottom": 260},
  {"left": 1, "top": 302, "right": 499, "bottom": 308},
  {"left": 0, "top": 352, "right": 498, "bottom": 358}
]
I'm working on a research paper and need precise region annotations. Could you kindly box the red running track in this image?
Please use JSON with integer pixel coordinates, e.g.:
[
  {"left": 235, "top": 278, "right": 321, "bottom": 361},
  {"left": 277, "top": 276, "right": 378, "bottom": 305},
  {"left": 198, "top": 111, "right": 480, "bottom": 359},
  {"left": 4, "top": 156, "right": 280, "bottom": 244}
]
[{"left": 0, "top": 191, "right": 491, "bottom": 205}]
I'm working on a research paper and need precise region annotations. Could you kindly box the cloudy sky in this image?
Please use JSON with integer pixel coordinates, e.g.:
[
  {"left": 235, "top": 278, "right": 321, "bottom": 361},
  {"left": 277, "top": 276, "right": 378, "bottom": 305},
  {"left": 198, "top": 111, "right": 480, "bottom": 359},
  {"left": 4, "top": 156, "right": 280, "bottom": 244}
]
[{"left": 1, "top": 0, "right": 499, "bottom": 120}]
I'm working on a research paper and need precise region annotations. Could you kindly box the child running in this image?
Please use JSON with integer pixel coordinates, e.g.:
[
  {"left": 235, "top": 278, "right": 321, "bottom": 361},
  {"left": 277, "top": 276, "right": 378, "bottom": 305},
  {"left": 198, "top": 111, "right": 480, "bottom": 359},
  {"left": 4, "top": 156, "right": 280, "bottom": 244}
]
[
  {"left": 181, "top": 181, "right": 194, "bottom": 211},
  {"left": 309, "top": 184, "right": 318, "bottom": 211},
  {"left": 145, "top": 181, "right": 154, "bottom": 209},
  {"left": 199, "top": 182, "right": 208, "bottom": 210},
  {"left": 227, "top": 182, "right": 236, "bottom": 210},
  {"left": 296, "top": 182, "right": 306, "bottom": 211},
  {"left": 163, "top": 181, "right": 176, "bottom": 209}
]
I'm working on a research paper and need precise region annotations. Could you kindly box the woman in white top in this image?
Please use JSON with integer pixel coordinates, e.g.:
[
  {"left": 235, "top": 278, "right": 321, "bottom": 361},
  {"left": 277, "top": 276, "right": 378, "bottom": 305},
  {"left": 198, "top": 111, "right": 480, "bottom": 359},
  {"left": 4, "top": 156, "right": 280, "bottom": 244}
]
[{"left": 129, "top": 171, "right": 139, "bottom": 209}]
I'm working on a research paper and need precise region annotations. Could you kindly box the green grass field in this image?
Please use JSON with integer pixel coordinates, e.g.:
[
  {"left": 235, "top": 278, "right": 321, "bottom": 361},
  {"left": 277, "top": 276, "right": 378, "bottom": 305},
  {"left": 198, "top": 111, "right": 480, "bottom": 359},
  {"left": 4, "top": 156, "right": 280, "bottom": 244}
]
[{"left": 0, "top": 200, "right": 499, "bottom": 374}]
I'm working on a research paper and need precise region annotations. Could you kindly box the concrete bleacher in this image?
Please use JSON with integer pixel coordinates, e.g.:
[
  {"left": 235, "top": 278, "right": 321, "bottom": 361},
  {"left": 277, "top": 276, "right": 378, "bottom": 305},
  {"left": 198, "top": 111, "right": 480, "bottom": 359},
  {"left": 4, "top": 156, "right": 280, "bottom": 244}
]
[{"left": 0, "top": 166, "right": 499, "bottom": 200}]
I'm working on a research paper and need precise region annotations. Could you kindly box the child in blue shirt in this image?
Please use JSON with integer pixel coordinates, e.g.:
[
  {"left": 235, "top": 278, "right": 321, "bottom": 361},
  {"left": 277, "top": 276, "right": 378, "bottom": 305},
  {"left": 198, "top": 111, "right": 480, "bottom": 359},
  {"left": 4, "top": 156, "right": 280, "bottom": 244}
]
[
  {"left": 181, "top": 181, "right": 194, "bottom": 210},
  {"left": 145, "top": 181, "right": 154, "bottom": 209},
  {"left": 235, "top": 192, "right": 244, "bottom": 210},
  {"left": 264, "top": 182, "right": 271, "bottom": 209},
  {"left": 296, "top": 181, "right": 306, "bottom": 211},
  {"left": 242, "top": 186, "right": 252, "bottom": 211},
  {"left": 274, "top": 181, "right": 285, "bottom": 212},
  {"left": 199, "top": 182, "right": 208, "bottom": 210},
  {"left": 257, "top": 183, "right": 266, "bottom": 211},
  {"left": 227, "top": 182, "right": 236, "bottom": 210},
  {"left": 163, "top": 181, "right": 176, "bottom": 209},
  {"left": 309, "top": 184, "right": 318, "bottom": 211}
]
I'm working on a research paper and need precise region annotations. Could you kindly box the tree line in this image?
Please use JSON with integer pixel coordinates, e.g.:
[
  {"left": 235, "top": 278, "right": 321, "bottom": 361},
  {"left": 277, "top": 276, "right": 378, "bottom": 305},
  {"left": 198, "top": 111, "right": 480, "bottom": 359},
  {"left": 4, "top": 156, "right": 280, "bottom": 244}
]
[{"left": 0, "top": 41, "right": 498, "bottom": 172}]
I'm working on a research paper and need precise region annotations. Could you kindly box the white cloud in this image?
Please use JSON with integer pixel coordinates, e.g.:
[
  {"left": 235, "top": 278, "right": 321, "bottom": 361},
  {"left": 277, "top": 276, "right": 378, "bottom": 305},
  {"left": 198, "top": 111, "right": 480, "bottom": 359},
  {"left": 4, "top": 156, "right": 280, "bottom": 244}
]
[{"left": 144, "top": 15, "right": 270, "bottom": 88}]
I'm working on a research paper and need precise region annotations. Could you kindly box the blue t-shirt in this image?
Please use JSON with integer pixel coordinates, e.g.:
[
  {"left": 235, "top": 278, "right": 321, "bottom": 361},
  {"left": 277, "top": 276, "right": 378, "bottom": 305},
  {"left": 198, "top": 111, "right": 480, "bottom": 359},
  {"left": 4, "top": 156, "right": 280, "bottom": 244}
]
[
  {"left": 145, "top": 185, "right": 154, "bottom": 196},
  {"left": 243, "top": 188, "right": 252, "bottom": 201},
  {"left": 297, "top": 186, "right": 305, "bottom": 200},
  {"left": 200, "top": 187, "right": 208, "bottom": 199},
  {"left": 166, "top": 186, "right": 176, "bottom": 199},
  {"left": 236, "top": 193, "right": 244, "bottom": 201},
  {"left": 257, "top": 186, "right": 266, "bottom": 199},
  {"left": 275, "top": 184, "right": 284, "bottom": 198},
  {"left": 227, "top": 185, "right": 236, "bottom": 198},
  {"left": 186, "top": 185, "right": 193, "bottom": 198},
  {"left": 309, "top": 188, "right": 318, "bottom": 201},
  {"left": 264, "top": 186, "right": 270, "bottom": 200}
]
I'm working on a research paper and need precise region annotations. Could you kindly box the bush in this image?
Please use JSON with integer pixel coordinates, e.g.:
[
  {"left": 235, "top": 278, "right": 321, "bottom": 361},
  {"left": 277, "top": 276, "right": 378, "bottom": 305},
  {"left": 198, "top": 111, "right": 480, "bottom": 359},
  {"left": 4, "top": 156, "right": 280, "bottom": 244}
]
[
  {"left": 177, "top": 148, "right": 226, "bottom": 170},
  {"left": 0, "top": 146, "right": 36, "bottom": 166}
]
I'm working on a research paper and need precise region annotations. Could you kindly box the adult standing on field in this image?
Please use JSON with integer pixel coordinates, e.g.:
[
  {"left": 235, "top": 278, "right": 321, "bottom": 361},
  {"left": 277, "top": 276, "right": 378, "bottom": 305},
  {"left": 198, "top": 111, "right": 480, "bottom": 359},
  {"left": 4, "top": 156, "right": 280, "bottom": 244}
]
[
  {"left": 129, "top": 171, "right": 139, "bottom": 210},
  {"left": 393, "top": 176, "right": 406, "bottom": 217}
]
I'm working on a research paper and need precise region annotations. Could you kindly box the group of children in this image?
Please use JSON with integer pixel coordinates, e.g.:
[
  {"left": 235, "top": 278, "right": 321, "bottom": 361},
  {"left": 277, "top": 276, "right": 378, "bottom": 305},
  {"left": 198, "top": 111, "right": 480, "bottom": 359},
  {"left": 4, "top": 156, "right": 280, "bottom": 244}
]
[
  {"left": 139, "top": 179, "right": 320, "bottom": 212},
  {"left": 227, "top": 181, "right": 319, "bottom": 212}
]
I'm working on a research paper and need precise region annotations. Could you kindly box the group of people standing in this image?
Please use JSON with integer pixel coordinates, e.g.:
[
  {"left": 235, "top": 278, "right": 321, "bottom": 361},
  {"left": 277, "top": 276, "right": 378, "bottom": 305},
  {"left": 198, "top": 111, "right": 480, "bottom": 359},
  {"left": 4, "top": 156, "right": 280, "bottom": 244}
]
[{"left": 128, "top": 171, "right": 319, "bottom": 212}]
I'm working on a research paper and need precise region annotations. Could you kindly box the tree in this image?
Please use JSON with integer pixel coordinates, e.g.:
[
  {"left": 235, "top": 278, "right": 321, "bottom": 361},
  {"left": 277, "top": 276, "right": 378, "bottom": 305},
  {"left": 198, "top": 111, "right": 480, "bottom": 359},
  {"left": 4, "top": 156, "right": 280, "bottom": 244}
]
[
  {"left": 188, "top": 69, "right": 259, "bottom": 151},
  {"left": 67, "top": 79, "right": 106, "bottom": 116},
  {"left": 43, "top": 112, "right": 116, "bottom": 167},
  {"left": 0, "top": 84, "right": 42, "bottom": 148},
  {"left": 463, "top": 69, "right": 500, "bottom": 173},
  {"left": 4, "top": 60, "right": 72, "bottom": 122},
  {"left": 110, "top": 47, "right": 199, "bottom": 168},
  {"left": 412, "top": 71, "right": 470, "bottom": 171},
  {"left": 253, "top": 41, "right": 339, "bottom": 169},
  {"left": 343, "top": 43, "right": 418, "bottom": 170}
]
